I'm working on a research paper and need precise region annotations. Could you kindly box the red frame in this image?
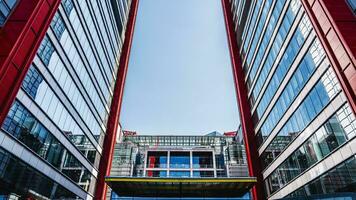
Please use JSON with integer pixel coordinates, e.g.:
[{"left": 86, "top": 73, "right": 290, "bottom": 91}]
[
  {"left": 301, "top": 0, "right": 356, "bottom": 114},
  {"left": 2, "top": 1, "right": 354, "bottom": 199},
  {"left": 0, "top": 0, "right": 60, "bottom": 126},
  {"left": 221, "top": 0, "right": 264, "bottom": 199},
  {"left": 94, "top": 0, "right": 140, "bottom": 199}
]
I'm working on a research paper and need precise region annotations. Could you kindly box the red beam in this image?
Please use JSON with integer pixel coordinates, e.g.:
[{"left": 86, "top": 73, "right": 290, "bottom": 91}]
[
  {"left": 95, "top": 0, "right": 139, "bottom": 199},
  {"left": 301, "top": 0, "right": 356, "bottom": 114},
  {"left": 221, "top": 0, "right": 264, "bottom": 199},
  {"left": 0, "top": 0, "right": 60, "bottom": 125}
]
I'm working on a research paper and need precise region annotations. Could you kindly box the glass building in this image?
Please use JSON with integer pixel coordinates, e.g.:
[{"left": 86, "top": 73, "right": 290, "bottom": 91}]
[
  {"left": 0, "top": 0, "right": 355, "bottom": 199},
  {"left": 0, "top": 0, "right": 133, "bottom": 199},
  {"left": 106, "top": 131, "right": 256, "bottom": 199},
  {"left": 225, "top": 0, "right": 356, "bottom": 199}
]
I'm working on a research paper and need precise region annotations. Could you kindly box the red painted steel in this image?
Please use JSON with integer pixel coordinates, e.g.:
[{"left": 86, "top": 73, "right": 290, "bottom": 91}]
[
  {"left": 95, "top": 0, "right": 139, "bottom": 199},
  {"left": 221, "top": 0, "right": 264, "bottom": 199},
  {"left": 301, "top": 0, "right": 356, "bottom": 114},
  {"left": 0, "top": 0, "right": 60, "bottom": 125}
]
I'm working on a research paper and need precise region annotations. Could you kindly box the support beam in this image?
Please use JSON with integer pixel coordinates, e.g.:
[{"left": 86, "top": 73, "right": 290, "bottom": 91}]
[
  {"left": 0, "top": 0, "right": 60, "bottom": 125},
  {"left": 221, "top": 0, "right": 264, "bottom": 199},
  {"left": 301, "top": 0, "right": 356, "bottom": 114},
  {"left": 95, "top": 0, "right": 139, "bottom": 199}
]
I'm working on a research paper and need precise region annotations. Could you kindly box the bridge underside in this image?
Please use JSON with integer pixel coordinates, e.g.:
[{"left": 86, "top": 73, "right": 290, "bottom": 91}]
[{"left": 105, "top": 177, "right": 256, "bottom": 198}]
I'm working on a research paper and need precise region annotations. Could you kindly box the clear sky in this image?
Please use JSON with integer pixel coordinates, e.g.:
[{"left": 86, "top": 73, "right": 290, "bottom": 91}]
[{"left": 120, "top": 0, "right": 240, "bottom": 135}]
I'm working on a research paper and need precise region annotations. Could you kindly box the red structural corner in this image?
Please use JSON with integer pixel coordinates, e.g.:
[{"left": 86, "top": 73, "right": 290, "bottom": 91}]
[
  {"left": 0, "top": 0, "right": 61, "bottom": 125},
  {"left": 95, "top": 0, "right": 139, "bottom": 199},
  {"left": 221, "top": 0, "right": 264, "bottom": 199},
  {"left": 301, "top": 0, "right": 356, "bottom": 114}
]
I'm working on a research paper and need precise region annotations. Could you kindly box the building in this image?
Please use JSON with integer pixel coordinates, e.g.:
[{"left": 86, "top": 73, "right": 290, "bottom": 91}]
[
  {"left": 106, "top": 131, "right": 256, "bottom": 199},
  {"left": 0, "top": 0, "right": 137, "bottom": 199},
  {"left": 223, "top": 0, "right": 356, "bottom": 199},
  {"left": 1, "top": 0, "right": 356, "bottom": 199}
]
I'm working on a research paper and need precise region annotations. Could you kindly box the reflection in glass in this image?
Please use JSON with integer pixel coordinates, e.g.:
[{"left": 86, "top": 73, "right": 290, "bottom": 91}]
[
  {"left": 147, "top": 151, "right": 167, "bottom": 168},
  {"left": 169, "top": 171, "right": 191, "bottom": 178},
  {"left": 265, "top": 104, "right": 355, "bottom": 196},
  {"left": 170, "top": 152, "right": 190, "bottom": 169},
  {"left": 146, "top": 171, "right": 167, "bottom": 178},
  {"left": 193, "top": 152, "right": 213, "bottom": 168}
]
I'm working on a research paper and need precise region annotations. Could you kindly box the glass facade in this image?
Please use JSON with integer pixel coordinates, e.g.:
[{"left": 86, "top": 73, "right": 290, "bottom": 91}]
[
  {"left": 0, "top": 147, "right": 77, "bottom": 199},
  {"left": 0, "top": 0, "right": 132, "bottom": 198},
  {"left": 348, "top": 0, "right": 356, "bottom": 13},
  {"left": 0, "top": 0, "right": 17, "bottom": 25},
  {"left": 147, "top": 151, "right": 168, "bottom": 168},
  {"left": 230, "top": 0, "right": 356, "bottom": 198},
  {"left": 193, "top": 152, "right": 214, "bottom": 168},
  {"left": 2, "top": 101, "right": 96, "bottom": 193},
  {"left": 265, "top": 104, "right": 356, "bottom": 195},
  {"left": 286, "top": 155, "right": 356, "bottom": 198},
  {"left": 170, "top": 152, "right": 190, "bottom": 169},
  {"left": 110, "top": 133, "right": 249, "bottom": 179},
  {"left": 109, "top": 133, "right": 251, "bottom": 198}
]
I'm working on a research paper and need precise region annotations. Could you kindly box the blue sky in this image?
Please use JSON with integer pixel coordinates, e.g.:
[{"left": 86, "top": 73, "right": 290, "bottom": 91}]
[{"left": 120, "top": 0, "right": 239, "bottom": 135}]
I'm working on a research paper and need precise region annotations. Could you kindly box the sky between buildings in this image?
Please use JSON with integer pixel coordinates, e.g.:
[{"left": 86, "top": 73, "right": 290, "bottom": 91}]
[{"left": 120, "top": 0, "right": 240, "bottom": 135}]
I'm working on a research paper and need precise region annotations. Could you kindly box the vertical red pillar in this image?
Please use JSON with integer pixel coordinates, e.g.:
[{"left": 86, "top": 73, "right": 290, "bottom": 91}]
[
  {"left": 0, "top": 0, "right": 60, "bottom": 125},
  {"left": 221, "top": 0, "right": 264, "bottom": 199},
  {"left": 301, "top": 0, "right": 356, "bottom": 114},
  {"left": 95, "top": 0, "right": 139, "bottom": 199}
]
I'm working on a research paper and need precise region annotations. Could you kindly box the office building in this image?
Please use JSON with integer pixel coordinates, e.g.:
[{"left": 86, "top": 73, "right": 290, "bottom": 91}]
[
  {"left": 223, "top": 0, "right": 356, "bottom": 199},
  {"left": 1, "top": 0, "right": 355, "bottom": 199},
  {"left": 106, "top": 131, "right": 255, "bottom": 199},
  {"left": 0, "top": 0, "right": 137, "bottom": 199}
]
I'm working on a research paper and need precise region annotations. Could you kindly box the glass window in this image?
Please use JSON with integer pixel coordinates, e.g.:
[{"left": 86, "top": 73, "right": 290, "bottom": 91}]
[
  {"left": 146, "top": 170, "right": 167, "bottom": 177},
  {"left": 315, "top": 127, "right": 331, "bottom": 156},
  {"left": 295, "top": 146, "right": 308, "bottom": 171},
  {"left": 286, "top": 156, "right": 356, "bottom": 198},
  {"left": 146, "top": 151, "right": 167, "bottom": 168},
  {"left": 169, "top": 171, "right": 190, "bottom": 178},
  {"left": 62, "top": 0, "right": 74, "bottom": 15},
  {"left": 37, "top": 36, "right": 54, "bottom": 66},
  {"left": 0, "top": 147, "right": 77, "bottom": 199},
  {"left": 303, "top": 135, "right": 321, "bottom": 164},
  {"left": 21, "top": 65, "right": 99, "bottom": 168},
  {"left": 347, "top": 0, "right": 356, "bottom": 13},
  {"left": 22, "top": 65, "right": 44, "bottom": 99},
  {"left": 2, "top": 101, "right": 96, "bottom": 194},
  {"left": 0, "top": 0, "right": 17, "bottom": 25},
  {"left": 51, "top": 12, "right": 66, "bottom": 39},
  {"left": 193, "top": 171, "right": 214, "bottom": 178},
  {"left": 264, "top": 104, "right": 355, "bottom": 197},
  {"left": 170, "top": 152, "right": 190, "bottom": 169},
  {"left": 192, "top": 152, "right": 213, "bottom": 168}
]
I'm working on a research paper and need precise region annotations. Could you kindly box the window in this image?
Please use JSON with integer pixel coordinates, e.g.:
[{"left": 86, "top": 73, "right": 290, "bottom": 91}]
[
  {"left": 51, "top": 12, "right": 65, "bottom": 39},
  {"left": 286, "top": 156, "right": 356, "bottom": 198},
  {"left": 62, "top": 0, "right": 74, "bottom": 16},
  {"left": 0, "top": 147, "right": 77, "bottom": 199},
  {"left": 170, "top": 152, "right": 190, "bottom": 169},
  {"left": 37, "top": 36, "right": 54, "bottom": 66},
  {"left": 347, "top": 0, "right": 356, "bottom": 13},
  {"left": 169, "top": 171, "right": 190, "bottom": 178},
  {"left": 146, "top": 151, "right": 167, "bottom": 168},
  {"left": 193, "top": 171, "right": 214, "bottom": 178},
  {"left": 2, "top": 101, "right": 96, "bottom": 193},
  {"left": 146, "top": 170, "right": 167, "bottom": 177},
  {"left": 192, "top": 152, "right": 213, "bottom": 168},
  {"left": 0, "top": 0, "right": 17, "bottom": 25},
  {"left": 264, "top": 104, "right": 355, "bottom": 196},
  {"left": 22, "top": 65, "right": 44, "bottom": 99}
]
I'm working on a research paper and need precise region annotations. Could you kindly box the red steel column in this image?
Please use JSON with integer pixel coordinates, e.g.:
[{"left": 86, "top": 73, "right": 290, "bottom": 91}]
[
  {"left": 95, "top": 0, "right": 139, "bottom": 199},
  {"left": 0, "top": 0, "right": 60, "bottom": 125},
  {"left": 221, "top": 0, "right": 264, "bottom": 199},
  {"left": 301, "top": 0, "right": 356, "bottom": 114}
]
